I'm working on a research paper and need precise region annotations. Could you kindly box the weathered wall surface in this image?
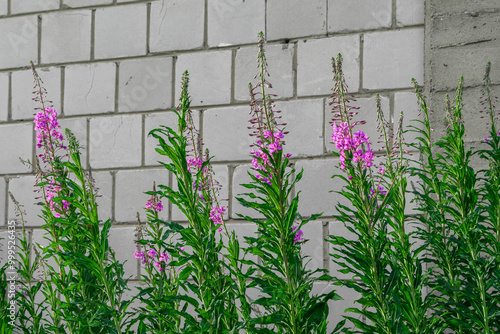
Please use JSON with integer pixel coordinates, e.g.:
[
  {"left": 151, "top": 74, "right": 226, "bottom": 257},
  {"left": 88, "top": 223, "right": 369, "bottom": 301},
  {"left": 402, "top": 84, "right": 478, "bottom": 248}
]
[
  {"left": 426, "top": 0, "right": 500, "bottom": 142},
  {"left": 0, "top": 0, "right": 428, "bottom": 329}
]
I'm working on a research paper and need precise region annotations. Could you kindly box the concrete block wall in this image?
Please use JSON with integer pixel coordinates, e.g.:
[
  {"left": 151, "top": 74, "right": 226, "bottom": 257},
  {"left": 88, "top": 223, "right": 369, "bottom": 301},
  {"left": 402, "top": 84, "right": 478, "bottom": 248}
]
[{"left": 0, "top": 0, "right": 431, "bottom": 330}]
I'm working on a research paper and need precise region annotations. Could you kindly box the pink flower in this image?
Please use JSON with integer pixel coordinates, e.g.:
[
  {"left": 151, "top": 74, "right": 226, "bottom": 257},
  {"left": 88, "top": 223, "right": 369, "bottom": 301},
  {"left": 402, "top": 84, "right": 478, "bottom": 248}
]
[
  {"left": 209, "top": 206, "right": 226, "bottom": 231},
  {"left": 154, "top": 201, "right": 163, "bottom": 212},
  {"left": 148, "top": 248, "right": 157, "bottom": 259},
  {"left": 134, "top": 249, "right": 145, "bottom": 259},
  {"left": 292, "top": 226, "right": 304, "bottom": 244}
]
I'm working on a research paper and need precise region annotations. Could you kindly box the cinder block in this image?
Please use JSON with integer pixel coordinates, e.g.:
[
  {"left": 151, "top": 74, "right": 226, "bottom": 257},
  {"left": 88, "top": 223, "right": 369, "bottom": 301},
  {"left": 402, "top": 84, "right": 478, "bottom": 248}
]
[
  {"left": 12, "top": 67, "right": 61, "bottom": 120},
  {"left": 108, "top": 226, "right": 138, "bottom": 279},
  {"left": 175, "top": 50, "right": 232, "bottom": 106},
  {"left": 144, "top": 111, "right": 200, "bottom": 166},
  {"left": 0, "top": 72, "right": 8, "bottom": 121},
  {"left": 312, "top": 282, "right": 360, "bottom": 332},
  {"left": 295, "top": 158, "right": 349, "bottom": 217},
  {"left": 95, "top": 4, "right": 147, "bottom": 59},
  {"left": 396, "top": 0, "right": 424, "bottom": 26},
  {"left": 324, "top": 95, "right": 390, "bottom": 154},
  {"left": 431, "top": 0, "right": 500, "bottom": 15},
  {"left": 0, "top": 178, "right": 5, "bottom": 225},
  {"left": 297, "top": 35, "right": 360, "bottom": 96},
  {"left": 0, "top": 16, "right": 38, "bottom": 69},
  {"left": 267, "top": 0, "right": 326, "bottom": 40},
  {"left": 115, "top": 169, "right": 169, "bottom": 223},
  {"left": 231, "top": 164, "right": 264, "bottom": 220},
  {"left": 274, "top": 99, "right": 324, "bottom": 158},
  {"left": 234, "top": 43, "right": 294, "bottom": 101},
  {"left": 363, "top": 29, "right": 424, "bottom": 90},
  {"left": 208, "top": 0, "right": 265, "bottom": 47},
  {"left": 171, "top": 164, "right": 229, "bottom": 221},
  {"left": 8, "top": 175, "right": 42, "bottom": 226},
  {"left": 91, "top": 171, "right": 113, "bottom": 221},
  {"left": 150, "top": 0, "right": 204, "bottom": 52},
  {"left": 203, "top": 106, "right": 253, "bottom": 161},
  {"left": 41, "top": 10, "right": 92, "bottom": 64},
  {"left": 0, "top": 123, "right": 33, "bottom": 174},
  {"left": 328, "top": 0, "right": 391, "bottom": 32},
  {"left": 63, "top": 0, "right": 113, "bottom": 8},
  {"left": 11, "top": 0, "right": 59, "bottom": 14},
  {"left": 328, "top": 221, "right": 357, "bottom": 280},
  {"left": 58, "top": 117, "right": 88, "bottom": 167},
  {"left": 89, "top": 115, "right": 142, "bottom": 169},
  {"left": 118, "top": 57, "right": 173, "bottom": 112},
  {"left": 64, "top": 62, "right": 116, "bottom": 115},
  {"left": 431, "top": 11, "right": 500, "bottom": 48},
  {"left": 300, "top": 220, "right": 324, "bottom": 272},
  {"left": 430, "top": 42, "right": 500, "bottom": 91}
]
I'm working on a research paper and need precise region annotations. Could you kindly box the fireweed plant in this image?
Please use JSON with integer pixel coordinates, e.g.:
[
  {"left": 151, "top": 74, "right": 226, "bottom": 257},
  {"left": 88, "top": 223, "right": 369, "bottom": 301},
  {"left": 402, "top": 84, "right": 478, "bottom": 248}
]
[
  {"left": 409, "top": 64, "right": 500, "bottom": 333},
  {"left": 236, "top": 32, "right": 339, "bottom": 334},
  {"left": 8, "top": 64, "right": 132, "bottom": 333},
  {"left": 144, "top": 70, "right": 250, "bottom": 333},
  {"left": 327, "top": 54, "right": 430, "bottom": 334},
  {"left": 2, "top": 36, "right": 499, "bottom": 334}
]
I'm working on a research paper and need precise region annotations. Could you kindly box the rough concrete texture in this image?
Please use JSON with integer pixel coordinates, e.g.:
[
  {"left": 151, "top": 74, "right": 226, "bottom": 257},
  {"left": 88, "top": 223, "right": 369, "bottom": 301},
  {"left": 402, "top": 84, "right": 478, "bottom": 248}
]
[
  {"left": 0, "top": 0, "right": 7, "bottom": 16},
  {"left": 63, "top": 0, "right": 113, "bottom": 8}
]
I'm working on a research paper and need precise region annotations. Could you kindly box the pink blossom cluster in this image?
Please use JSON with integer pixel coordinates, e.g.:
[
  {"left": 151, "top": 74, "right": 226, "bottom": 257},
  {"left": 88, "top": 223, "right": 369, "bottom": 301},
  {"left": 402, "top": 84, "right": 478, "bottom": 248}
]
[
  {"left": 251, "top": 130, "right": 290, "bottom": 184},
  {"left": 34, "top": 107, "right": 64, "bottom": 150},
  {"left": 292, "top": 226, "right": 304, "bottom": 244},
  {"left": 331, "top": 122, "right": 374, "bottom": 170},
  {"left": 209, "top": 206, "right": 226, "bottom": 232},
  {"left": 44, "top": 180, "right": 69, "bottom": 218},
  {"left": 145, "top": 196, "right": 163, "bottom": 212},
  {"left": 134, "top": 248, "right": 168, "bottom": 271},
  {"left": 187, "top": 157, "right": 203, "bottom": 173}
]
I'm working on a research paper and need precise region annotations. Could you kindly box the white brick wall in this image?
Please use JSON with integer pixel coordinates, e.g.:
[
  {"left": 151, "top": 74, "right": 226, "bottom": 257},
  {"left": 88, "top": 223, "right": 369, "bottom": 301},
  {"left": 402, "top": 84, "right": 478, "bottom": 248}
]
[
  {"left": 118, "top": 57, "right": 173, "bottom": 112},
  {"left": 64, "top": 62, "right": 116, "bottom": 115},
  {"left": 150, "top": 0, "right": 205, "bottom": 53},
  {"left": 363, "top": 28, "right": 424, "bottom": 89},
  {"left": 41, "top": 10, "right": 92, "bottom": 64},
  {"left": 94, "top": 4, "right": 147, "bottom": 59},
  {"left": 12, "top": 67, "right": 61, "bottom": 120},
  {"left": 175, "top": 50, "right": 232, "bottom": 106},
  {"left": 89, "top": 114, "right": 142, "bottom": 168},
  {"left": 207, "top": 0, "right": 265, "bottom": 47},
  {"left": 0, "top": 72, "right": 8, "bottom": 121},
  {"left": 0, "top": 16, "right": 38, "bottom": 69},
  {"left": 297, "top": 35, "right": 360, "bottom": 96},
  {"left": 328, "top": 0, "right": 392, "bottom": 32},
  {"left": 0, "top": 1, "right": 428, "bottom": 327},
  {"left": 0, "top": 123, "right": 33, "bottom": 174}
]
